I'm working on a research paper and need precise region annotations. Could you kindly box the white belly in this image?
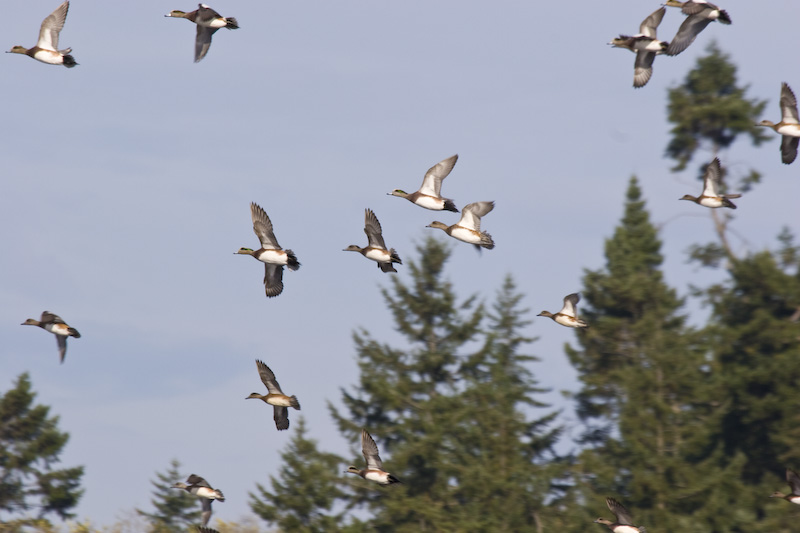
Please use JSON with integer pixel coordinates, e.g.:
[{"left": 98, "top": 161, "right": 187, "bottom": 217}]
[
  {"left": 698, "top": 197, "right": 725, "bottom": 208},
  {"left": 33, "top": 50, "right": 63, "bottom": 65},
  {"left": 778, "top": 124, "right": 800, "bottom": 137},
  {"left": 554, "top": 315, "right": 581, "bottom": 328},
  {"left": 200, "top": 18, "right": 227, "bottom": 28},
  {"left": 45, "top": 323, "right": 71, "bottom": 336},
  {"left": 266, "top": 396, "right": 293, "bottom": 407},
  {"left": 364, "top": 471, "right": 390, "bottom": 484},
  {"left": 414, "top": 196, "right": 444, "bottom": 210},
  {"left": 256, "top": 249, "right": 288, "bottom": 265},
  {"left": 612, "top": 526, "right": 641, "bottom": 533},
  {"left": 449, "top": 227, "right": 481, "bottom": 244},
  {"left": 365, "top": 249, "right": 392, "bottom": 263}
]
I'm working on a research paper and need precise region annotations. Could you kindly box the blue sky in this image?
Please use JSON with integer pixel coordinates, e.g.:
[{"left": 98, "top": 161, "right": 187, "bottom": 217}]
[{"left": 2, "top": 0, "right": 799, "bottom": 528}]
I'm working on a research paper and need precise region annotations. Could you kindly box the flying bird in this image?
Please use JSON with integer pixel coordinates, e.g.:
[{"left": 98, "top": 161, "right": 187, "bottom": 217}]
[
  {"left": 343, "top": 209, "right": 402, "bottom": 273},
  {"left": 608, "top": 7, "right": 668, "bottom": 88},
  {"left": 21, "top": 311, "right": 81, "bottom": 363},
  {"left": 346, "top": 429, "right": 402, "bottom": 486},
  {"left": 594, "top": 497, "right": 647, "bottom": 532},
  {"left": 679, "top": 157, "right": 741, "bottom": 209},
  {"left": 165, "top": 3, "right": 239, "bottom": 62},
  {"left": 7, "top": 1, "right": 77, "bottom": 67},
  {"left": 664, "top": 0, "right": 731, "bottom": 57},
  {"left": 235, "top": 202, "right": 300, "bottom": 298},
  {"left": 388, "top": 154, "right": 459, "bottom": 212},
  {"left": 426, "top": 201, "right": 495, "bottom": 250},
  {"left": 757, "top": 83, "right": 800, "bottom": 165},
  {"left": 246, "top": 360, "right": 300, "bottom": 431},
  {"left": 537, "top": 293, "right": 588, "bottom": 328},
  {"left": 770, "top": 468, "right": 800, "bottom": 505},
  {"left": 172, "top": 474, "right": 224, "bottom": 527}
]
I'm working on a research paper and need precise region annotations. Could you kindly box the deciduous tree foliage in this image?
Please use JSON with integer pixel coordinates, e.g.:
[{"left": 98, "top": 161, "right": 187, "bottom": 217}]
[{"left": 0, "top": 373, "right": 84, "bottom": 528}]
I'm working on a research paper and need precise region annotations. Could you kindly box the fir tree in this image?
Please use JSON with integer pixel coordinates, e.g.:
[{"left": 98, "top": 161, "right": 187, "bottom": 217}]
[
  {"left": 136, "top": 459, "right": 200, "bottom": 532},
  {"left": 333, "top": 238, "right": 565, "bottom": 532},
  {"left": 0, "top": 373, "right": 84, "bottom": 528},
  {"left": 567, "top": 178, "right": 740, "bottom": 531},
  {"left": 249, "top": 417, "right": 348, "bottom": 533}
]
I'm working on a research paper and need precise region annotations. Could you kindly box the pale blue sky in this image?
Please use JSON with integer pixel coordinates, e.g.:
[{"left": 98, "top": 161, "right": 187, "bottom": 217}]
[{"left": 2, "top": 0, "right": 799, "bottom": 528}]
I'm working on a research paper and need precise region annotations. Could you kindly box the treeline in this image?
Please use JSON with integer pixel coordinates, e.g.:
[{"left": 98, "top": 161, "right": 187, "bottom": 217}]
[{"left": 2, "top": 44, "right": 799, "bottom": 533}]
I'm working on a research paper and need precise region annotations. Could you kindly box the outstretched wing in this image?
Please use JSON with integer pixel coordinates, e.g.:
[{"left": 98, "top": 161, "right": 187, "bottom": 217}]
[
  {"left": 364, "top": 209, "right": 388, "bottom": 249},
  {"left": 361, "top": 429, "right": 384, "bottom": 470},
  {"left": 256, "top": 360, "right": 285, "bottom": 395},
  {"left": 419, "top": 155, "right": 458, "bottom": 197},
  {"left": 37, "top": 1, "right": 69, "bottom": 51}
]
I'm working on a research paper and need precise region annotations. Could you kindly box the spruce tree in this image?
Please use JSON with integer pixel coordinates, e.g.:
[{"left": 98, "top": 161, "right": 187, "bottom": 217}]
[
  {"left": 249, "top": 417, "right": 348, "bottom": 533},
  {"left": 136, "top": 459, "right": 200, "bottom": 532},
  {"left": 452, "top": 276, "right": 564, "bottom": 533},
  {"left": 665, "top": 42, "right": 769, "bottom": 266},
  {"left": 700, "top": 235, "right": 800, "bottom": 532},
  {"left": 566, "top": 178, "right": 741, "bottom": 531},
  {"left": 0, "top": 373, "right": 84, "bottom": 528},
  {"left": 333, "top": 238, "right": 566, "bottom": 532}
]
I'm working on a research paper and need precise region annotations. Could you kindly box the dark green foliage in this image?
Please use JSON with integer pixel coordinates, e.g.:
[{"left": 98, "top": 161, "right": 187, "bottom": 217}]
[
  {"left": 566, "top": 178, "right": 743, "bottom": 531},
  {"left": 333, "top": 237, "right": 564, "bottom": 532},
  {"left": 136, "top": 459, "right": 200, "bottom": 532},
  {"left": 666, "top": 42, "right": 768, "bottom": 175},
  {"left": 0, "top": 373, "right": 84, "bottom": 526},
  {"left": 700, "top": 242, "right": 800, "bottom": 531},
  {"left": 249, "top": 417, "right": 349, "bottom": 533}
]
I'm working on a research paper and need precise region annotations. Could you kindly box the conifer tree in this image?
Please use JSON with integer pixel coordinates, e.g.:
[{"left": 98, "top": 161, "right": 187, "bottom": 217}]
[
  {"left": 136, "top": 459, "right": 199, "bottom": 532},
  {"left": 566, "top": 178, "right": 741, "bottom": 531},
  {"left": 452, "top": 276, "right": 564, "bottom": 533},
  {"left": 699, "top": 234, "right": 800, "bottom": 532},
  {"left": 333, "top": 238, "right": 565, "bottom": 532},
  {"left": 0, "top": 373, "right": 84, "bottom": 528},
  {"left": 665, "top": 42, "right": 769, "bottom": 266},
  {"left": 249, "top": 417, "right": 349, "bottom": 533}
]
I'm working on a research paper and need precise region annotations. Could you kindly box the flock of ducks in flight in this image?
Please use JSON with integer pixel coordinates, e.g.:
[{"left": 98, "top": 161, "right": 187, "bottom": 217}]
[{"left": 9, "top": 0, "right": 800, "bottom": 531}]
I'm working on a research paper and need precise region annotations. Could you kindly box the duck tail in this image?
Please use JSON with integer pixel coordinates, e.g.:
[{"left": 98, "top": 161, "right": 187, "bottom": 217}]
[
  {"left": 290, "top": 395, "right": 300, "bottom": 410},
  {"left": 718, "top": 10, "right": 731, "bottom": 24},
  {"left": 388, "top": 474, "right": 402, "bottom": 484},
  {"left": 285, "top": 250, "right": 301, "bottom": 271},
  {"left": 225, "top": 17, "right": 239, "bottom": 29},
  {"left": 214, "top": 489, "right": 225, "bottom": 501},
  {"left": 68, "top": 327, "right": 81, "bottom": 338},
  {"left": 443, "top": 199, "right": 458, "bottom": 213},
  {"left": 62, "top": 55, "right": 78, "bottom": 68},
  {"left": 389, "top": 248, "right": 402, "bottom": 264},
  {"left": 481, "top": 232, "right": 495, "bottom": 250}
]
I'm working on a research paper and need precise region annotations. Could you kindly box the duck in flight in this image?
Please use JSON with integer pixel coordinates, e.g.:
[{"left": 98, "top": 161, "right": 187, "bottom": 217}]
[
  {"left": 343, "top": 209, "right": 402, "bottom": 273},
  {"left": 165, "top": 4, "right": 239, "bottom": 62},
  {"left": 679, "top": 157, "right": 741, "bottom": 209},
  {"left": 7, "top": 1, "right": 77, "bottom": 67},
  {"left": 608, "top": 7, "right": 667, "bottom": 88},
  {"left": 346, "top": 429, "right": 401, "bottom": 486},
  {"left": 757, "top": 83, "right": 800, "bottom": 165},
  {"left": 537, "top": 293, "right": 588, "bottom": 328},
  {"left": 21, "top": 311, "right": 81, "bottom": 363},
  {"left": 388, "top": 154, "right": 459, "bottom": 212},
  {"left": 246, "top": 360, "right": 301, "bottom": 431}
]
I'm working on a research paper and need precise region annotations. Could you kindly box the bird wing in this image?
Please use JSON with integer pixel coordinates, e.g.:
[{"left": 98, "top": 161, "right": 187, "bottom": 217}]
[
  {"left": 606, "top": 497, "right": 635, "bottom": 525},
  {"left": 361, "top": 429, "right": 384, "bottom": 470},
  {"left": 194, "top": 25, "right": 218, "bottom": 62},
  {"left": 457, "top": 201, "right": 494, "bottom": 231},
  {"left": 666, "top": 15, "right": 712, "bottom": 56},
  {"left": 781, "top": 136, "right": 799, "bottom": 165},
  {"left": 633, "top": 50, "right": 655, "bottom": 88},
  {"left": 37, "top": 1, "right": 69, "bottom": 51},
  {"left": 186, "top": 474, "right": 211, "bottom": 487},
  {"left": 41, "top": 311, "right": 64, "bottom": 324},
  {"left": 250, "top": 202, "right": 281, "bottom": 250},
  {"left": 273, "top": 406, "right": 289, "bottom": 430},
  {"left": 701, "top": 158, "right": 722, "bottom": 197},
  {"left": 781, "top": 83, "right": 799, "bottom": 124},
  {"left": 419, "top": 155, "right": 458, "bottom": 197},
  {"left": 263, "top": 263, "right": 285, "bottom": 298},
  {"left": 560, "top": 293, "right": 580, "bottom": 318},
  {"left": 639, "top": 7, "right": 665, "bottom": 38},
  {"left": 364, "top": 209, "right": 388, "bottom": 249},
  {"left": 787, "top": 469, "right": 800, "bottom": 496},
  {"left": 56, "top": 336, "right": 67, "bottom": 364},
  {"left": 681, "top": 1, "right": 716, "bottom": 16},
  {"left": 256, "top": 360, "right": 285, "bottom": 395},
  {"left": 200, "top": 498, "right": 212, "bottom": 526}
]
